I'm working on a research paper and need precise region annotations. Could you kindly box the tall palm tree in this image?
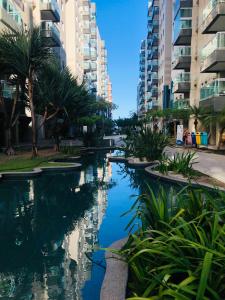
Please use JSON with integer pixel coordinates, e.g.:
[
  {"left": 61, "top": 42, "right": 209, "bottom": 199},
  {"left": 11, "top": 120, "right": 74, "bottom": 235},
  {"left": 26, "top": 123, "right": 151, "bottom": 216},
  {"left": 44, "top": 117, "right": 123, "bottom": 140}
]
[{"left": 0, "top": 27, "right": 52, "bottom": 156}]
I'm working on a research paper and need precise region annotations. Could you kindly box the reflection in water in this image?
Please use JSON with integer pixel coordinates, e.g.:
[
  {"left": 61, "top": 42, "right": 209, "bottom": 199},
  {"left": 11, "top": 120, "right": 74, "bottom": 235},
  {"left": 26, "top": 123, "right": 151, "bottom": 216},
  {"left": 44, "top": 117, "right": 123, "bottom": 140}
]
[{"left": 0, "top": 152, "right": 114, "bottom": 299}]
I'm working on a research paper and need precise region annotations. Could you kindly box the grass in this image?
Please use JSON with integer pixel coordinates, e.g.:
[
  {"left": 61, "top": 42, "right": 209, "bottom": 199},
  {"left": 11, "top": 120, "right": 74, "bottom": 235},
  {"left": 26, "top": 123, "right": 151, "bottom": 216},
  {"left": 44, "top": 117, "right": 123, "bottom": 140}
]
[{"left": 0, "top": 153, "right": 74, "bottom": 173}]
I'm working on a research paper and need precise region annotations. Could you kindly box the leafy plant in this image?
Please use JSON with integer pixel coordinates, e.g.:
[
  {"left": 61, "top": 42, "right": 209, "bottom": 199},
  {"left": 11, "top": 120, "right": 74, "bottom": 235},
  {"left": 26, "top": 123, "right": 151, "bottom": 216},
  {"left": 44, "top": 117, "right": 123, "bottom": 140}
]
[
  {"left": 157, "top": 152, "right": 198, "bottom": 177},
  {"left": 119, "top": 186, "right": 225, "bottom": 299},
  {"left": 125, "top": 128, "right": 169, "bottom": 162}
]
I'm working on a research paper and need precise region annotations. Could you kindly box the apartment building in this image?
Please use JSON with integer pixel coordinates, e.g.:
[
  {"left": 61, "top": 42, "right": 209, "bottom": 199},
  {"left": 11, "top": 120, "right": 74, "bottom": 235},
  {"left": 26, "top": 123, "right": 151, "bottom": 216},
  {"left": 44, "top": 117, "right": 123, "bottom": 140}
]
[
  {"left": 158, "top": 0, "right": 173, "bottom": 109},
  {"left": 171, "top": 0, "right": 225, "bottom": 145},
  {"left": 137, "top": 0, "right": 172, "bottom": 116},
  {"left": 171, "top": 0, "right": 193, "bottom": 111},
  {"left": 137, "top": 39, "right": 147, "bottom": 117},
  {"left": 0, "top": 0, "right": 112, "bottom": 147}
]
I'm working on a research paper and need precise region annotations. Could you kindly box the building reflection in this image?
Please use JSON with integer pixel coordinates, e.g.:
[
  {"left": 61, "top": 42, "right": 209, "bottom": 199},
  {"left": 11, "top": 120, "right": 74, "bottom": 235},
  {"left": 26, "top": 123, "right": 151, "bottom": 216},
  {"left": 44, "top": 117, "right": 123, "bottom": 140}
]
[{"left": 0, "top": 152, "right": 113, "bottom": 299}]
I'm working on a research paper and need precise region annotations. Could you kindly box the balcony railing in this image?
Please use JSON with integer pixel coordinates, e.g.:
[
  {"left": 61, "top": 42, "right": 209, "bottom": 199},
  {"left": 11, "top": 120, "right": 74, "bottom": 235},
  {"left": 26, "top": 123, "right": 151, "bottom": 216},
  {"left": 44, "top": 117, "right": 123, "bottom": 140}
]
[
  {"left": 174, "top": 98, "right": 190, "bottom": 109},
  {"left": 201, "top": 32, "right": 225, "bottom": 72},
  {"left": 173, "top": 46, "right": 191, "bottom": 70},
  {"left": 201, "top": 32, "right": 225, "bottom": 60},
  {"left": 174, "top": 72, "right": 190, "bottom": 83},
  {"left": 200, "top": 79, "right": 225, "bottom": 101},
  {"left": 173, "top": 72, "right": 191, "bottom": 93}
]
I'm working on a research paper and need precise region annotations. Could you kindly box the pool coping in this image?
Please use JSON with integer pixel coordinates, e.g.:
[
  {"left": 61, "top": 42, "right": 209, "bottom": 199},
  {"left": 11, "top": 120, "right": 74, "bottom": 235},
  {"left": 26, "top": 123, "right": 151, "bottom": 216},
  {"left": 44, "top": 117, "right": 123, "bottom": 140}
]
[
  {"left": 100, "top": 238, "right": 128, "bottom": 300},
  {"left": 0, "top": 162, "right": 82, "bottom": 180},
  {"left": 145, "top": 164, "right": 225, "bottom": 192}
]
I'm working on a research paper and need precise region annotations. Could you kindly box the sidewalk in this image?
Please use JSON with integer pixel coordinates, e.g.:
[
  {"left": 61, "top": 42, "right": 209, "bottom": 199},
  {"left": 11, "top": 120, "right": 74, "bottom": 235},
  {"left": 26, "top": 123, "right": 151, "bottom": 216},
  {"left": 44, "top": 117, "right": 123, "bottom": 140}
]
[{"left": 166, "top": 146, "right": 225, "bottom": 184}]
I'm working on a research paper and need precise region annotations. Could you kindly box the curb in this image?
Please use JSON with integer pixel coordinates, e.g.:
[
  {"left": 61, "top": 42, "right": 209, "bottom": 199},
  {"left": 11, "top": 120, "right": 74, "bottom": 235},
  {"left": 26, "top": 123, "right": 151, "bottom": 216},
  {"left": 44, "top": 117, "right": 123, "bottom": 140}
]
[
  {"left": 145, "top": 165, "right": 225, "bottom": 192},
  {"left": 101, "top": 238, "right": 128, "bottom": 300}
]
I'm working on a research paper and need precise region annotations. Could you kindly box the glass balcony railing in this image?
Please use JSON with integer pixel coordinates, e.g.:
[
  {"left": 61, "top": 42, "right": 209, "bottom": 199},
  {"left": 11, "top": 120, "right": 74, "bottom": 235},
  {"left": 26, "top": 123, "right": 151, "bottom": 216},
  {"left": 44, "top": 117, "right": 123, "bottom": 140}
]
[
  {"left": 200, "top": 79, "right": 225, "bottom": 101},
  {"left": 0, "top": 0, "right": 22, "bottom": 26},
  {"left": 151, "top": 72, "right": 158, "bottom": 79},
  {"left": 201, "top": 32, "right": 225, "bottom": 61},
  {"left": 174, "top": 46, "right": 191, "bottom": 59},
  {"left": 174, "top": 99, "right": 190, "bottom": 109},
  {"left": 174, "top": 72, "right": 190, "bottom": 83},
  {"left": 203, "top": 0, "right": 225, "bottom": 19}
]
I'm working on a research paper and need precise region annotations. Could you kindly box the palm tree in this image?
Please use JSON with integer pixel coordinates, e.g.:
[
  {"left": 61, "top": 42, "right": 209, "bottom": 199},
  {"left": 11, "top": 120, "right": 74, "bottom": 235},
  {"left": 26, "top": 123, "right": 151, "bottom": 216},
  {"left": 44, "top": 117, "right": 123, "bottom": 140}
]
[
  {"left": 36, "top": 61, "right": 94, "bottom": 150},
  {"left": 0, "top": 27, "right": 52, "bottom": 156}
]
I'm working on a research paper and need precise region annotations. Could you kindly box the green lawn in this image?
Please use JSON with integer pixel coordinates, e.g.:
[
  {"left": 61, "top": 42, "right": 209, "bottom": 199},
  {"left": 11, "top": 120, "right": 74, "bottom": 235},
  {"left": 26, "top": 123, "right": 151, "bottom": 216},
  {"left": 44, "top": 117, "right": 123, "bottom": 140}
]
[{"left": 0, "top": 154, "right": 74, "bottom": 173}]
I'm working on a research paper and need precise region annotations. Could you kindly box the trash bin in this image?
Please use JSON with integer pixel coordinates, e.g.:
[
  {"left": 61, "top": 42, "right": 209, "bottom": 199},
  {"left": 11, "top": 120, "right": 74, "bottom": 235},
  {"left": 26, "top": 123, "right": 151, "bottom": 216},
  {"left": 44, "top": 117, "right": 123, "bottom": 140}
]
[
  {"left": 187, "top": 133, "right": 192, "bottom": 145},
  {"left": 191, "top": 132, "right": 196, "bottom": 145},
  {"left": 196, "top": 132, "right": 201, "bottom": 145},
  {"left": 201, "top": 132, "right": 208, "bottom": 146}
]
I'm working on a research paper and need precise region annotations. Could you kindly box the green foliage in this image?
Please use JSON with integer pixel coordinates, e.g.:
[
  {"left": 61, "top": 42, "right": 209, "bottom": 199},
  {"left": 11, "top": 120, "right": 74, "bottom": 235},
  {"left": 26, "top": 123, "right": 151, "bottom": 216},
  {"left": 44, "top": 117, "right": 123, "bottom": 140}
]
[
  {"left": 59, "top": 146, "right": 81, "bottom": 156},
  {"left": 82, "top": 131, "right": 104, "bottom": 147},
  {"left": 125, "top": 128, "right": 169, "bottom": 162},
  {"left": 120, "top": 186, "right": 225, "bottom": 299},
  {"left": 157, "top": 152, "right": 198, "bottom": 177}
]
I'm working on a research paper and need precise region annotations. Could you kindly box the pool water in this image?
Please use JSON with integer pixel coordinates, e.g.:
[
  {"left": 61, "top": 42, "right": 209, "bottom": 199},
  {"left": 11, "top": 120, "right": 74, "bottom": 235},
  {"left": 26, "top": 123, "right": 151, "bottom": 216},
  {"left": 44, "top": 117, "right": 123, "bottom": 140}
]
[{"left": 0, "top": 151, "right": 176, "bottom": 300}]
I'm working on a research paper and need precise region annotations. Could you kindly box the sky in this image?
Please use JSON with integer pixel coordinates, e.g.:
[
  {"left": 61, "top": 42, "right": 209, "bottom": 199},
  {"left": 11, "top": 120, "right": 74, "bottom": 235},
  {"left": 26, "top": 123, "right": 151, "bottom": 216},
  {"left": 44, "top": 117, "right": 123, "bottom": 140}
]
[{"left": 94, "top": 0, "right": 147, "bottom": 119}]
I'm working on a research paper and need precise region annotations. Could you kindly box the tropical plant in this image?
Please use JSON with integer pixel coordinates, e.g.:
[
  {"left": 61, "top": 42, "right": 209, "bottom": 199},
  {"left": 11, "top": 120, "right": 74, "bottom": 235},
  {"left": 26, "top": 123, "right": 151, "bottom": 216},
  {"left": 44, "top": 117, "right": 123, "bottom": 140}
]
[
  {"left": 157, "top": 152, "right": 198, "bottom": 177},
  {"left": 0, "top": 46, "right": 26, "bottom": 155},
  {"left": 120, "top": 186, "right": 225, "bottom": 299},
  {"left": 125, "top": 127, "right": 169, "bottom": 161},
  {"left": 0, "top": 27, "right": 52, "bottom": 156}
]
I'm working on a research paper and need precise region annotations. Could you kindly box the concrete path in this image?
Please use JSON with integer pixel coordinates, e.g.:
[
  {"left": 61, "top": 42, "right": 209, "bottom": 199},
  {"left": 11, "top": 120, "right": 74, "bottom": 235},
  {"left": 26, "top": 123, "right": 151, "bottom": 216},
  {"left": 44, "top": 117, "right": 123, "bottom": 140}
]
[{"left": 166, "top": 147, "right": 225, "bottom": 184}]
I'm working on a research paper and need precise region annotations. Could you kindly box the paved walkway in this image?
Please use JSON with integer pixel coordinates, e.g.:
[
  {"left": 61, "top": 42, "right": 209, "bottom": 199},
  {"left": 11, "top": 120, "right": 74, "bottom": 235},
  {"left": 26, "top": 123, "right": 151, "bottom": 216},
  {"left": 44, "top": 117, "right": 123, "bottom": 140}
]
[{"left": 166, "top": 147, "right": 225, "bottom": 184}]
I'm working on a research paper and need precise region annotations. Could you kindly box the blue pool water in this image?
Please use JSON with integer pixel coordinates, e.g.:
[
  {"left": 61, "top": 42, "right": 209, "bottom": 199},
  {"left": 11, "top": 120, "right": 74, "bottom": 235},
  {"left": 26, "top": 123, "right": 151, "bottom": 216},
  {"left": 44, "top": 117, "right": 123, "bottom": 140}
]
[{"left": 0, "top": 151, "right": 176, "bottom": 299}]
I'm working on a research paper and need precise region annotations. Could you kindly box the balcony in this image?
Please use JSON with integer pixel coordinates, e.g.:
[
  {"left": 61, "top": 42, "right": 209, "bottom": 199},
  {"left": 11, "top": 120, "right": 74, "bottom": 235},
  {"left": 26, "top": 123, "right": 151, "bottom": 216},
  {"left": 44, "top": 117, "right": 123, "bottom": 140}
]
[
  {"left": 173, "top": 98, "right": 190, "bottom": 109},
  {"left": 41, "top": 22, "right": 61, "bottom": 47},
  {"left": 0, "top": 0, "right": 22, "bottom": 32},
  {"left": 172, "top": 46, "right": 191, "bottom": 70},
  {"left": 201, "top": 32, "right": 225, "bottom": 73},
  {"left": 201, "top": 0, "right": 225, "bottom": 34},
  {"left": 40, "top": 0, "right": 60, "bottom": 22},
  {"left": 173, "top": 7, "right": 192, "bottom": 46},
  {"left": 150, "top": 87, "right": 158, "bottom": 98},
  {"left": 173, "top": 72, "right": 191, "bottom": 93},
  {"left": 150, "top": 72, "right": 158, "bottom": 85},
  {"left": 174, "top": 0, "right": 193, "bottom": 17},
  {"left": 200, "top": 78, "right": 225, "bottom": 111},
  {"left": 148, "top": 60, "right": 158, "bottom": 72},
  {"left": 173, "top": 20, "right": 192, "bottom": 45}
]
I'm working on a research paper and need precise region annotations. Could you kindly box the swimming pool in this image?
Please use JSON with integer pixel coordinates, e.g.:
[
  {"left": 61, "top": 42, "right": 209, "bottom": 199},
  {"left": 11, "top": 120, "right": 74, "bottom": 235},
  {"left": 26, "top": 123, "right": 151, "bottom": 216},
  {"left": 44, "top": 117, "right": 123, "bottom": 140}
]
[{"left": 0, "top": 151, "right": 176, "bottom": 300}]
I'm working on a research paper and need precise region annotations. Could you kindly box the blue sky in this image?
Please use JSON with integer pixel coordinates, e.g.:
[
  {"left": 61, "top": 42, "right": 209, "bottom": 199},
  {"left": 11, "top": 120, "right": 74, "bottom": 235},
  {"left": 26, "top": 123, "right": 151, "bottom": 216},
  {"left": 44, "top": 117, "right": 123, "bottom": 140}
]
[{"left": 94, "top": 0, "right": 147, "bottom": 119}]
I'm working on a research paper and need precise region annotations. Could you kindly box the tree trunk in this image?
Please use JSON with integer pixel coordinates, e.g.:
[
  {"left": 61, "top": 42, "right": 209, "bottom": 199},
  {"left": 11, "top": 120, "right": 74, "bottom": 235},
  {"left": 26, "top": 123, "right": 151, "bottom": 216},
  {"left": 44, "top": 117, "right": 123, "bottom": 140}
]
[
  {"left": 54, "top": 135, "right": 60, "bottom": 152},
  {"left": 217, "top": 127, "right": 225, "bottom": 150},
  {"left": 5, "top": 127, "right": 15, "bottom": 155},
  {"left": 194, "top": 119, "right": 198, "bottom": 132},
  {"left": 28, "top": 74, "right": 38, "bottom": 157}
]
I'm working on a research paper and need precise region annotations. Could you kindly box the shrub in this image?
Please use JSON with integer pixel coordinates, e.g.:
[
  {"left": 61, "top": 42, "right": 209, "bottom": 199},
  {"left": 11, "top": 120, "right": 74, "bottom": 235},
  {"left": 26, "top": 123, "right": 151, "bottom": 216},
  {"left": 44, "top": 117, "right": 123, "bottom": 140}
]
[
  {"left": 120, "top": 186, "right": 225, "bottom": 299},
  {"left": 125, "top": 128, "right": 169, "bottom": 162},
  {"left": 60, "top": 146, "right": 81, "bottom": 156},
  {"left": 157, "top": 152, "right": 198, "bottom": 177}
]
